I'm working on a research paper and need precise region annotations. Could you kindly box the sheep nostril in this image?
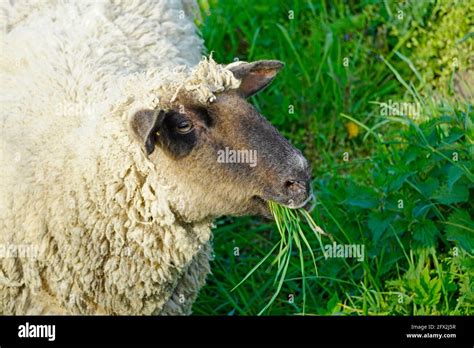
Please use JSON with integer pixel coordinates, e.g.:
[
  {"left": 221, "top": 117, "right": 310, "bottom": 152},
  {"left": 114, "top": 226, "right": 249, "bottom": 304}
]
[{"left": 285, "top": 180, "right": 295, "bottom": 187}]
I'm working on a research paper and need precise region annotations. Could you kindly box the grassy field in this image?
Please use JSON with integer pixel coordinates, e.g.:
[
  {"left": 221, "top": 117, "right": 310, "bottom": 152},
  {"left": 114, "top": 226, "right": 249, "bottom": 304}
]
[{"left": 193, "top": 0, "right": 473, "bottom": 315}]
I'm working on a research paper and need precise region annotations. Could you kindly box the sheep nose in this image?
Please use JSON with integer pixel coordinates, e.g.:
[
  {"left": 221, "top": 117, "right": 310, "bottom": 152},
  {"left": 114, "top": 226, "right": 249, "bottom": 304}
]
[
  {"left": 285, "top": 179, "right": 307, "bottom": 194},
  {"left": 281, "top": 178, "right": 312, "bottom": 209}
]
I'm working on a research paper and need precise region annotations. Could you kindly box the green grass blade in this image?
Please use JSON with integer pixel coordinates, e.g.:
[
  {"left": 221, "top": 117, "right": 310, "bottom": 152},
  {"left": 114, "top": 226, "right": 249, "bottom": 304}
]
[{"left": 231, "top": 241, "right": 280, "bottom": 292}]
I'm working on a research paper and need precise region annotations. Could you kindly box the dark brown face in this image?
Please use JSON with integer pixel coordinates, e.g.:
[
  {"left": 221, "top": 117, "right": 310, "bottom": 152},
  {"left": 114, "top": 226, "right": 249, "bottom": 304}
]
[{"left": 130, "top": 60, "right": 313, "bottom": 219}]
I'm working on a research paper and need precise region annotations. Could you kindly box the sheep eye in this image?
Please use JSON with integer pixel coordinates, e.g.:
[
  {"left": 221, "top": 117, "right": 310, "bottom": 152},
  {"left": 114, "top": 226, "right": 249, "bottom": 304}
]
[{"left": 175, "top": 120, "right": 194, "bottom": 134}]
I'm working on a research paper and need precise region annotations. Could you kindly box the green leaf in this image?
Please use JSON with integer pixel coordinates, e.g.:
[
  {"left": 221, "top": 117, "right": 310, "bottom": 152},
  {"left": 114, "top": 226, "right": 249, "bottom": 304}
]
[
  {"left": 433, "top": 182, "right": 469, "bottom": 204},
  {"left": 413, "top": 267, "right": 442, "bottom": 306},
  {"left": 443, "top": 128, "right": 464, "bottom": 144},
  {"left": 388, "top": 171, "right": 416, "bottom": 192},
  {"left": 447, "top": 165, "right": 464, "bottom": 189},
  {"left": 402, "top": 145, "right": 421, "bottom": 164},
  {"left": 346, "top": 184, "right": 379, "bottom": 209},
  {"left": 368, "top": 211, "right": 393, "bottom": 243},
  {"left": 444, "top": 210, "right": 474, "bottom": 252},
  {"left": 424, "top": 126, "right": 440, "bottom": 147},
  {"left": 412, "top": 201, "right": 433, "bottom": 218},
  {"left": 326, "top": 293, "right": 340, "bottom": 314},
  {"left": 413, "top": 220, "right": 439, "bottom": 248},
  {"left": 417, "top": 177, "right": 440, "bottom": 198}
]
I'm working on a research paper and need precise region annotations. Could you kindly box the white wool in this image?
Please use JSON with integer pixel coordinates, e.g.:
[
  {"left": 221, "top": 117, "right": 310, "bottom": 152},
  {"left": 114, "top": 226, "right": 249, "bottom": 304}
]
[
  {"left": 0, "top": 0, "right": 239, "bottom": 314},
  {"left": 114, "top": 54, "right": 240, "bottom": 121}
]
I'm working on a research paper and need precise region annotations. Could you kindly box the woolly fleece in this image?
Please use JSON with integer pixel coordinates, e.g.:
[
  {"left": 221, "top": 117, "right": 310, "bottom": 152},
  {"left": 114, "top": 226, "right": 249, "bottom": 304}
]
[{"left": 0, "top": 0, "right": 240, "bottom": 314}]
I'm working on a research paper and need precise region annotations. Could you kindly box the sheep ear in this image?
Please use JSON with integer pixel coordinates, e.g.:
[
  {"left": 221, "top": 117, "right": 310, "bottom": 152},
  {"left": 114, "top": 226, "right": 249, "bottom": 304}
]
[
  {"left": 228, "top": 60, "right": 284, "bottom": 98},
  {"left": 130, "top": 109, "right": 166, "bottom": 156}
]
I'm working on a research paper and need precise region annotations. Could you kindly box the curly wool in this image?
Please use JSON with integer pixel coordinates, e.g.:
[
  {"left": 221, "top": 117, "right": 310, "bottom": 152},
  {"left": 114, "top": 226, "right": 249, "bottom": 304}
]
[
  {"left": 116, "top": 54, "right": 240, "bottom": 122},
  {"left": 0, "top": 0, "right": 239, "bottom": 314}
]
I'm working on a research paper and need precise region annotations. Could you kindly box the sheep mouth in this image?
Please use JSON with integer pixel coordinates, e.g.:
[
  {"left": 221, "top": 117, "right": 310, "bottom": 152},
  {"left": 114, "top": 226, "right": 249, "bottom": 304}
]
[
  {"left": 251, "top": 193, "right": 315, "bottom": 218},
  {"left": 288, "top": 192, "right": 315, "bottom": 211}
]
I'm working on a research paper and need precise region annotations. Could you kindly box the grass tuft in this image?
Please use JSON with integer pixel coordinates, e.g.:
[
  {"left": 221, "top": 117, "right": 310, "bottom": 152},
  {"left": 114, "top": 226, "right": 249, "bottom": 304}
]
[{"left": 232, "top": 201, "right": 329, "bottom": 315}]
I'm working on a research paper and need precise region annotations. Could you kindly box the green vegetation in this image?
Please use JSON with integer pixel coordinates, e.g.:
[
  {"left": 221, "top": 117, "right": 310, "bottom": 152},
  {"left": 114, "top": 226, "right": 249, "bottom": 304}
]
[
  {"left": 193, "top": 0, "right": 473, "bottom": 315},
  {"left": 231, "top": 201, "right": 329, "bottom": 315}
]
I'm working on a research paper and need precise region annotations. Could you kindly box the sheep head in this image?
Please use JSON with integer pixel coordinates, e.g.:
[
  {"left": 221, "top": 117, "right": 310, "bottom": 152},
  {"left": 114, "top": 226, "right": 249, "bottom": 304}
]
[{"left": 129, "top": 59, "right": 312, "bottom": 220}]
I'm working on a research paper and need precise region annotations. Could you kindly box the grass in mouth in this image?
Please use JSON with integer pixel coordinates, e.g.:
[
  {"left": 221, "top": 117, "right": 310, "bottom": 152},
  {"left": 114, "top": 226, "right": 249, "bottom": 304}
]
[{"left": 232, "top": 201, "right": 331, "bottom": 315}]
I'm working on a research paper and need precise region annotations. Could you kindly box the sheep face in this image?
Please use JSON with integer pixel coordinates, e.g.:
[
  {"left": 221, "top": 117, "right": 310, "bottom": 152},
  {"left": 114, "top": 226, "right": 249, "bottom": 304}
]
[{"left": 131, "top": 60, "right": 312, "bottom": 220}]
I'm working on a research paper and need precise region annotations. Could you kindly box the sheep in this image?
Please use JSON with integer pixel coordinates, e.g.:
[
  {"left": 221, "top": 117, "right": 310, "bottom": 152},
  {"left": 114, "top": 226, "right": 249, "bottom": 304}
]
[{"left": 0, "top": 0, "right": 313, "bottom": 315}]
